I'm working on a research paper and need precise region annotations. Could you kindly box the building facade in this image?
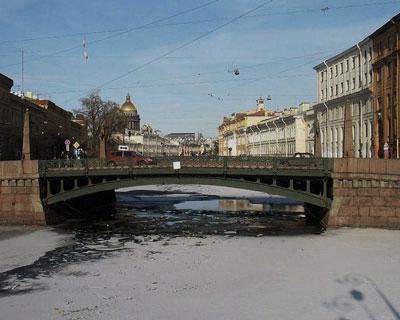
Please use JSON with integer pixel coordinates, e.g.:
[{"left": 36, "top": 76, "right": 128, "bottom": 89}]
[
  {"left": 165, "top": 133, "right": 214, "bottom": 156},
  {"left": 113, "top": 124, "right": 180, "bottom": 157},
  {"left": 370, "top": 13, "right": 400, "bottom": 158},
  {"left": 247, "top": 103, "right": 312, "bottom": 156},
  {"left": 0, "top": 73, "right": 83, "bottom": 160},
  {"left": 313, "top": 38, "right": 374, "bottom": 158},
  {"left": 218, "top": 98, "right": 275, "bottom": 156}
]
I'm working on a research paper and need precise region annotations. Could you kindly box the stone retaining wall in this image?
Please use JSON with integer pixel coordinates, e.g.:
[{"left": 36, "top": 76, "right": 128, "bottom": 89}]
[
  {"left": 329, "top": 159, "right": 400, "bottom": 228},
  {"left": 0, "top": 160, "right": 45, "bottom": 225}
]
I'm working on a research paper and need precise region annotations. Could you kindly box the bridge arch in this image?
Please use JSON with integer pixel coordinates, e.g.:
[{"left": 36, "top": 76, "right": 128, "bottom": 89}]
[{"left": 44, "top": 176, "right": 331, "bottom": 208}]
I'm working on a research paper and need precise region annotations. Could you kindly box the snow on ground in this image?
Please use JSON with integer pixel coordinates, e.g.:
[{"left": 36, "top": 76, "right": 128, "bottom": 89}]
[
  {"left": 0, "top": 226, "right": 71, "bottom": 273},
  {"left": 117, "top": 184, "right": 285, "bottom": 198},
  {"left": 0, "top": 228, "right": 399, "bottom": 320}
]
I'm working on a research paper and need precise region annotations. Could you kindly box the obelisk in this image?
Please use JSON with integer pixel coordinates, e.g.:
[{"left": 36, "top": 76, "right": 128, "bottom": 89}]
[{"left": 22, "top": 108, "right": 31, "bottom": 160}]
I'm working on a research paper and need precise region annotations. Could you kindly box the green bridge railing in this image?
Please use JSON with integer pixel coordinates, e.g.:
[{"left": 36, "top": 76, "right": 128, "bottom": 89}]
[{"left": 39, "top": 156, "right": 333, "bottom": 176}]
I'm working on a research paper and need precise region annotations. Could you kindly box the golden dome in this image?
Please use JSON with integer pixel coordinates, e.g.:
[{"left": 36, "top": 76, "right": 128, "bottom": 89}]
[{"left": 120, "top": 94, "right": 137, "bottom": 113}]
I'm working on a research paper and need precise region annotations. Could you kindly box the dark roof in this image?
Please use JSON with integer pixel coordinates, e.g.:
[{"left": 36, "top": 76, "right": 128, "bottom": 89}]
[
  {"left": 0, "top": 73, "right": 13, "bottom": 92},
  {"left": 370, "top": 12, "right": 400, "bottom": 39}
]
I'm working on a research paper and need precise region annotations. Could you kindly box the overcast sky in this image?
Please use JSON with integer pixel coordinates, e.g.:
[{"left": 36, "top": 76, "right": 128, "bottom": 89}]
[{"left": 0, "top": 0, "right": 399, "bottom": 136}]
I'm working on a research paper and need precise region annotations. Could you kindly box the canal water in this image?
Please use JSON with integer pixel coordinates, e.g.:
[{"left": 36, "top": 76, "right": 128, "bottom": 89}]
[
  {"left": 114, "top": 189, "right": 317, "bottom": 237},
  {"left": 0, "top": 187, "right": 320, "bottom": 297}
]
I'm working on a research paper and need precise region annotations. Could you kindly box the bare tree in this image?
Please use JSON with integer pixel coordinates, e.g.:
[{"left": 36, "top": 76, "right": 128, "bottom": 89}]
[{"left": 75, "top": 91, "right": 126, "bottom": 157}]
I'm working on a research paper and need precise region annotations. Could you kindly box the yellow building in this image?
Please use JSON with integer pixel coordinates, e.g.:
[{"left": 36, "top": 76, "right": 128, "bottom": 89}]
[{"left": 218, "top": 98, "right": 275, "bottom": 156}]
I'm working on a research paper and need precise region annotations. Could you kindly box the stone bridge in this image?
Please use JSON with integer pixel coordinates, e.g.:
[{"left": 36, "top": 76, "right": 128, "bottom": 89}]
[{"left": 0, "top": 157, "right": 399, "bottom": 229}]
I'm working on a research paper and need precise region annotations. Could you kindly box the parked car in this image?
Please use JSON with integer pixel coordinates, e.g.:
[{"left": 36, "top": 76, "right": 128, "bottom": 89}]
[
  {"left": 293, "top": 152, "right": 314, "bottom": 158},
  {"left": 106, "top": 151, "right": 154, "bottom": 166}
]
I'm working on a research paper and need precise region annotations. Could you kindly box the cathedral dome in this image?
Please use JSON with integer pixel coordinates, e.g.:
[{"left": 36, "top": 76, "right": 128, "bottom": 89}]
[{"left": 120, "top": 94, "right": 137, "bottom": 114}]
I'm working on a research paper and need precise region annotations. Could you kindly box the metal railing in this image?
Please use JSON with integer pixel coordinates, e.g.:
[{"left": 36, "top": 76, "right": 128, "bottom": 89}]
[{"left": 39, "top": 156, "right": 333, "bottom": 176}]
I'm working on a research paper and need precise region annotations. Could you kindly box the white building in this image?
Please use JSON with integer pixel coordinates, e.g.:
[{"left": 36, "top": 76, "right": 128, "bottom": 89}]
[
  {"left": 247, "top": 103, "right": 313, "bottom": 156},
  {"left": 218, "top": 98, "right": 276, "bottom": 156},
  {"left": 313, "top": 37, "right": 374, "bottom": 158},
  {"left": 113, "top": 124, "right": 180, "bottom": 157}
]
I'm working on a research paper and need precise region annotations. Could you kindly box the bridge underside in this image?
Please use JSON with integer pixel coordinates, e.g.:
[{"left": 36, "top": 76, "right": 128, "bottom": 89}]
[{"left": 43, "top": 175, "right": 331, "bottom": 209}]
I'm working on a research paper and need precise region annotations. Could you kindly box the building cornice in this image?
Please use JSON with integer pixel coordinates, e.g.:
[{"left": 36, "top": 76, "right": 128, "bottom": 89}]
[
  {"left": 313, "top": 88, "right": 372, "bottom": 110},
  {"left": 314, "top": 37, "right": 371, "bottom": 70},
  {"left": 369, "top": 13, "right": 400, "bottom": 39}
]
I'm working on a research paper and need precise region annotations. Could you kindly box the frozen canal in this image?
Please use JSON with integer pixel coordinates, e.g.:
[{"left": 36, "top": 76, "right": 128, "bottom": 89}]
[{"left": 0, "top": 185, "right": 399, "bottom": 320}]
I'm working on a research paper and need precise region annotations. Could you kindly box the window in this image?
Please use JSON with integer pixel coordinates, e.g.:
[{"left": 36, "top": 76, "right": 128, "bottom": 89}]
[
  {"left": 330, "top": 86, "right": 333, "bottom": 97},
  {"left": 359, "top": 75, "right": 362, "bottom": 88},
  {"left": 346, "top": 59, "right": 349, "bottom": 71},
  {"left": 330, "top": 67, "right": 333, "bottom": 78},
  {"left": 369, "top": 70, "right": 372, "bottom": 84},
  {"left": 340, "top": 82, "right": 344, "bottom": 93},
  {"left": 335, "top": 65, "right": 338, "bottom": 76},
  {"left": 364, "top": 50, "right": 367, "bottom": 64},
  {"left": 335, "top": 128, "right": 338, "bottom": 143},
  {"left": 335, "top": 84, "right": 338, "bottom": 95},
  {"left": 369, "top": 47, "right": 372, "bottom": 61},
  {"left": 352, "top": 77, "right": 356, "bottom": 89},
  {"left": 364, "top": 72, "right": 368, "bottom": 84},
  {"left": 346, "top": 80, "right": 350, "bottom": 91},
  {"left": 340, "top": 62, "right": 343, "bottom": 74},
  {"left": 320, "top": 71, "right": 324, "bottom": 82},
  {"left": 388, "top": 36, "right": 392, "bottom": 50},
  {"left": 321, "top": 89, "right": 324, "bottom": 100},
  {"left": 352, "top": 56, "right": 356, "bottom": 69}
]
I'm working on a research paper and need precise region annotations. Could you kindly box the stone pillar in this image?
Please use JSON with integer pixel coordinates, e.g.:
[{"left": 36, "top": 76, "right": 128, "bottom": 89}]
[
  {"left": 0, "top": 160, "right": 46, "bottom": 225},
  {"left": 22, "top": 108, "right": 31, "bottom": 160},
  {"left": 343, "top": 100, "right": 355, "bottom": 158}
]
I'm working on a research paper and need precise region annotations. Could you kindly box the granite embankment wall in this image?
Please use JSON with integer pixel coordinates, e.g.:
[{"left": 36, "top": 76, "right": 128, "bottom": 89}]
[
  {"left": 0, "top": 160, "right": 45, "bottom": 225},
  {"left": 0, "top": 160, "right": 116, "bottom": 225},
  {"left": 329, "top": 159, "right": 400, "bottom": 229}
]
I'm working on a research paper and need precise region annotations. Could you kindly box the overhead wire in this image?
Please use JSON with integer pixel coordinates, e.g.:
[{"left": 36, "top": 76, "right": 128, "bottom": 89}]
[
  {"left": 6, "top": 0, "right": 399, "bottom": 106},
  {"left": 37, "top": 73, "right": 314, "bottom": 96},
  {"left": 0, "top": 0, "right": 220, "bottom": 69},
  {"left": 1, "top": 0, "right": 399, "bottom": 45},
  {"left": 96, "top": 1, "right": 274, "bottom": 88},
  {"left": 1, "top": 0, "right": 398, "bottom": 70}
]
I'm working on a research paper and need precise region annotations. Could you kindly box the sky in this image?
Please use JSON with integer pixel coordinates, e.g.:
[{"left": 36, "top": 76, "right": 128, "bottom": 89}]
[{"left": 0, "top": 0, "right": 399, "bottom": 136}]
